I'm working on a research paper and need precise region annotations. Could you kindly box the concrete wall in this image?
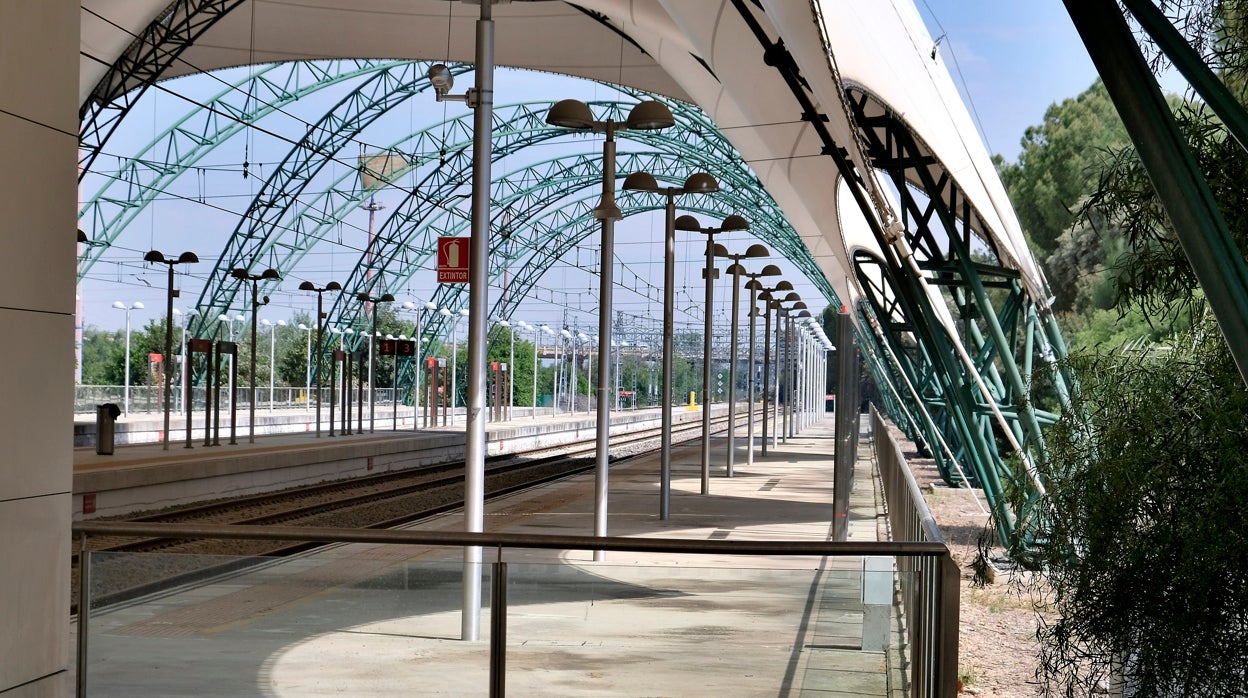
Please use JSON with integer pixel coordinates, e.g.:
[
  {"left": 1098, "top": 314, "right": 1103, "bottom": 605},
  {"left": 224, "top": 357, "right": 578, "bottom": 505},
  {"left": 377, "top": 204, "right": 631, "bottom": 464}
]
[{"left": 0, "top": 0, "right": 78, "bottom": 693}]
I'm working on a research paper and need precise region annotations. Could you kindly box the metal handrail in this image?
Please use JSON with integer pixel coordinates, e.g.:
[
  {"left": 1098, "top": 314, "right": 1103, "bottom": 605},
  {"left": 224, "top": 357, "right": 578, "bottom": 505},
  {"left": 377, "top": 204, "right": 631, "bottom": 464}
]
[
  {"left": 73, "top": 496, "right": 957, "bottom": 697},
  {"left": 71, "top": 520, "right": 947, "bottom": 556},
  {"left": 871, "top": 407, "right": 961, "bottom": 698}
]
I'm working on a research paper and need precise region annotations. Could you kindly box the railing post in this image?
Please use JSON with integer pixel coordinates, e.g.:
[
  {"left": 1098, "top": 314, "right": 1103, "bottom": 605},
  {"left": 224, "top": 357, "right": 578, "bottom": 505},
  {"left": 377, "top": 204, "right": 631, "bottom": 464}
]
[
  {"left": 76, "top": 533, "right": 91, "bottom": 698},
  {"left": 489, "top": 558, "right": 507, "bottom": 698},
  {"left": 938, "top": 553, "right": 961, "bottom": 697}
]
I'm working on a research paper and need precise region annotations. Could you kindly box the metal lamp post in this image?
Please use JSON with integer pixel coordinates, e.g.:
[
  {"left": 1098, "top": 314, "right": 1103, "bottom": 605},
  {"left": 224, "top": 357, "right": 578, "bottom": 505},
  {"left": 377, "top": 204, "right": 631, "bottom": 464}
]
[
  {"left": 614, "top": 340, "right": 626, "bottom": 410},
  {"left": 232, "top": 267, "right": 280, "bottom": 444},
  {"left": 622, "top": 170, "right": 720, "bottom": 517},
  {"left": 547, "top": 98, "right": 675, "bottom": 553},
  {"left": 559, "top": 328, "right": 573, "bottom": 412},
  {"left": 440, "top": 307, "right": 469, "bottom": 425},
  {"left": 720, "top": 244, "right": 770, "bottom": 477},
  {"left": 774, "top": 294, "right": 803, "bottom": 445},
  {"left": 357, "top": 291, "right": 395, "bottom": 432},
  {"left": 579, "top": 332, "right": 593, "bottom": 414},
  {"left": 554, "top": 327, "right": 569, "bottom": 414},
  {"left": 742, "top": 264, "right": 780, "bottom": 465},
  {"left": 111, "top": 300, "right": 145, "bottom": 418},
  {"left": 756, "top": 281, "right": 789, "bottom": 455},
  {"left": 672, "top": 214, "right": 748, "bottom": 491},
  {"left": 788, "top": 302, "right": 808, "bottom": 438},
  {"left": 297, "top": 280, "right": 341, "bottom": 437},
  {"left": 261, "top": 319, "right": 287, "bottom": 412},
  {"left": 515, "top": 320, "right": 532, "bottom": 416},
  {"left": 145, "top": 250, "right": 197, "bottom": 450}
]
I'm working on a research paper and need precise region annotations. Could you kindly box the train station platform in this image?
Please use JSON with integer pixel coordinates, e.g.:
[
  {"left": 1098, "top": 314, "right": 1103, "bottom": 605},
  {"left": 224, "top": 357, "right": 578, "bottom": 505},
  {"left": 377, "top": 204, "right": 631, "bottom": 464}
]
[
  {"left": 72, "top": 404, "right": 723, "bottom": 519},
  {"left": 74, "top": 415, "right": 927, "bottom": 697}
]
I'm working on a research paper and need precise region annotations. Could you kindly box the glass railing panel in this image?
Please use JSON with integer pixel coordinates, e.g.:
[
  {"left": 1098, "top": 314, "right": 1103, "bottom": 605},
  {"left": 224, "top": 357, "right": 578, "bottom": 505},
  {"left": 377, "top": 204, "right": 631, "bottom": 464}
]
[
  {"left": 499, "top": 560, "right": 915, "bottom": 697},
  {"left": 81, "top": 552, "right": 490, "bottom": 697},
  {"left": 80, "top": 551, "right": 921, "bottom": 697}
]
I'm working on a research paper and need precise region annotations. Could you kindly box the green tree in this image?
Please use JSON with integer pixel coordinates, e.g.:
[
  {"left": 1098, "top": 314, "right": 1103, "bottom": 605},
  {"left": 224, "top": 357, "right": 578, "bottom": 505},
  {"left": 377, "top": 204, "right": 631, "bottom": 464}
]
[
  {"left": 277, "top": 312, "right": 314, "bottom": 388},
  {"left": 1037, "top": 318, "right": 1248, "bottom": 696},
  {"left": 80, "top": 327, "right": 123, "bottom": 385},
  {"left": 1000, "top": 79, "right": 1130, "bottom": 264},
  {"left": 1027, "top": 4, "right": 1248, "bottom": 693}
]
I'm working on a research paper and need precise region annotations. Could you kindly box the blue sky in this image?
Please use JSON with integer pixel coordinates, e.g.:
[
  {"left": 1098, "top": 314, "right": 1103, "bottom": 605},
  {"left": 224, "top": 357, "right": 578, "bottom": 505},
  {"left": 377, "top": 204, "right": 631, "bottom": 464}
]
[
  {"left": 920, "top": 0, "right": 1114, "bottom": 160},
  {"left": 80, "top": 3, "right": 1158, "bottom": 336},
  {"left": 920, "top": 0, "right": 1189, "bottom": 160}
]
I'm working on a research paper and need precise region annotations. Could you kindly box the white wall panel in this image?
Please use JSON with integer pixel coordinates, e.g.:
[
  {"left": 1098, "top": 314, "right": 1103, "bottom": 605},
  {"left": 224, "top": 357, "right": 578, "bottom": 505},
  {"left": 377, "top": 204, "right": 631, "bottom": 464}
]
[
  {"left": 0, "top": 0, "right": 77, "bottom": 693},
  {"left": 0, "top": 495, "right": 71, "bottom": 692}
]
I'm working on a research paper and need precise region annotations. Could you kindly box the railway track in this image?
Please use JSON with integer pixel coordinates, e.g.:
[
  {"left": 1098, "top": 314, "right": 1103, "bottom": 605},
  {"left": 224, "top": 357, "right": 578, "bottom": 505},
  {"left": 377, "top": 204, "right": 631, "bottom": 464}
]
[{"left": 74, "top": 409, "right": 756, "bottom": 609}]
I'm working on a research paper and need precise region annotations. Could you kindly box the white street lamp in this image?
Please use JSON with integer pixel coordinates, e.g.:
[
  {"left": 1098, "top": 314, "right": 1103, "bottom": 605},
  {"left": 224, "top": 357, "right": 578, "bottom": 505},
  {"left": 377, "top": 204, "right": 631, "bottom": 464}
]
[
  {"left": 173, "top": 307, "right": 197, "bottom": 416},
  {"left": 297, "top": 323, "right": 313, "bottom": 412},
  {"left": 578, "top": 332, "right": 592, "bottom": 415},
  {"left": 261, "top": 319, "right": 287, "bottom": 412},
  {"left": 111, "top": 300, "right": 145, "bottom": 417},
  {"left": 673, "top": 214, "right": 748, "bottom": 491},
  {"left": 440, "top": 308, "right": 469, "bottom": 425},
  {"left": 357, "top": 291, "right": 395, "bottom": 433},
  {"left": 614, "top": 340, "right": 627, "bottom": 410},
  {"left": 743, "top": 266, "right": 781, "bottom": 467},
  {"left": 402, "top": 300, "right": 438, "bottom": 429},
  {"left": 560, "top": 328, "right": 574, "bottom": 413},
  {"left": 539, "top": 324, "right": 554, "bottom": 417},
  {"left": 720, "top": 243, "right": 769, "bottom": 477}
]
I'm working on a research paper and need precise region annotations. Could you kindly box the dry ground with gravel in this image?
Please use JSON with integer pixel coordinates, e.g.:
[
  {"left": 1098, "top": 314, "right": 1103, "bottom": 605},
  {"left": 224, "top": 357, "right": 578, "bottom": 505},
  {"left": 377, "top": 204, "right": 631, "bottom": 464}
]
[{"left": 883, "top": 422, "right": 1048, "bottom": 696}]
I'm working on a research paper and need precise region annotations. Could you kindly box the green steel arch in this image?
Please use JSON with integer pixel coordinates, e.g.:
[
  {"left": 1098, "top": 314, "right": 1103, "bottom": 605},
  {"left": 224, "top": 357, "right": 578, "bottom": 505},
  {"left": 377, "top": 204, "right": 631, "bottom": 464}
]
[
  {"left": 188, "top": 60, "right": 469, "bottom": 339},
  {"left": 343, "top": 149, "right": 833, "bottom": 339},
  {"left": 844, "top": 87, "right": 1071, "bottom": 548},
  {"left": 373, "top": 183, "right": 808, "bottom": 392},
  {"left": 79, "top": 0, "right": 247, "bottom": 180},
  {"left": 309, "top": 147, "right": 830, "bottom": 370},
  {"left": 323, "top": 144, "right": 830, "bottom": 334},
  {"left": 77, "top": 59, "right": 418, "bottom": 280},
  {"left": 191, "top": 91, "right": 825, "bottom": 336}
]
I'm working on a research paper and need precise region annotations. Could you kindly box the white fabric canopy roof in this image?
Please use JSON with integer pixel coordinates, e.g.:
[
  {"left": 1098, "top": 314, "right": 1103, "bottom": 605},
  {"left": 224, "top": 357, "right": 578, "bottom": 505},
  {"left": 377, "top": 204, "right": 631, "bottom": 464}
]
[{"left": 80, "top": 0, "right": 1047, "bottom": 322}]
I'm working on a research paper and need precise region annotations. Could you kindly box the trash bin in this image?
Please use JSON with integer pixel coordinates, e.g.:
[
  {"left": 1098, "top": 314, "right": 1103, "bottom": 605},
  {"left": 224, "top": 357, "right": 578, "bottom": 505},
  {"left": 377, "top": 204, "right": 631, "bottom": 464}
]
[{"left": 96, "top": 403, "right": 120, "bottom": 455}]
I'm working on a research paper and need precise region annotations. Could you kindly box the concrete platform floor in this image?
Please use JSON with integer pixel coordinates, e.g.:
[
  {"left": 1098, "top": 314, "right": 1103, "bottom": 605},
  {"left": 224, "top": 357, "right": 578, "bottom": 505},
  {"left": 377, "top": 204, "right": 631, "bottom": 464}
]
[{"left": 74, "top": 415, "right": 907, "bottom": 697}]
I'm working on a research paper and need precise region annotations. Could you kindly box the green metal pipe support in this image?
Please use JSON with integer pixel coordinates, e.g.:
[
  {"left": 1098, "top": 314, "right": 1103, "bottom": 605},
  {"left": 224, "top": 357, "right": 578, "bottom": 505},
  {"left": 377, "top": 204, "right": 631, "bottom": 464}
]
[{"left": 1065, "top": 0, "right": 1248, "bottom": 386}]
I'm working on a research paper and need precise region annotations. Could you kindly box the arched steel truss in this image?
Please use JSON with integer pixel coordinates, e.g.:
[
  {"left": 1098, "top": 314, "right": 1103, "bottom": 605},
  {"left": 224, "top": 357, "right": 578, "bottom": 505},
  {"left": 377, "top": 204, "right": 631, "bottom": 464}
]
[
  {"left": 81, "top": 66, "right": 831, "bottom": 396},
  {"left": 842, "top": 89, "right": 1073, "bottom": 546},
  {"left": 80, "top": 42, "right": 1068, "bottom": 547},
  {"left": 187, "top": 90, "right": 829, "bottom": 338},
  {"left": 189, "top": 60, "right": 471, "bottom": 339},
  {"left": 728, "top": 0, "right": 1069, "bottom": 548},
  {"left": 80, "top": 0, "right": 247, "bottom": 179},
  {"left": 338, "top": 149, "right": 823, "bottom": 344},
  {"left": 78, "top": 59, "right": 418, "bottom": 280}
]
